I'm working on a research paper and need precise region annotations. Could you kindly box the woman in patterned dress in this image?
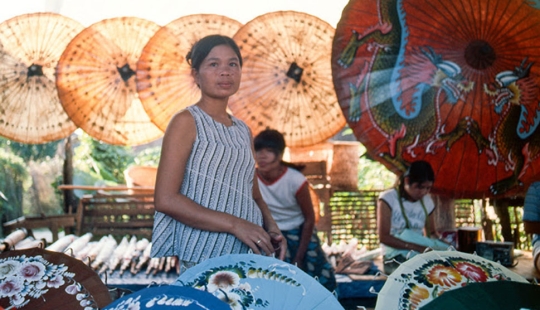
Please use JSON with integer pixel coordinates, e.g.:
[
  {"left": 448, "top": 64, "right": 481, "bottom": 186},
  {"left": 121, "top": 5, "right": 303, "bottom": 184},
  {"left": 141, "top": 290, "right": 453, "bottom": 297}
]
[{"left": 151, "top": 35, "right": 286, "bottom": 272}]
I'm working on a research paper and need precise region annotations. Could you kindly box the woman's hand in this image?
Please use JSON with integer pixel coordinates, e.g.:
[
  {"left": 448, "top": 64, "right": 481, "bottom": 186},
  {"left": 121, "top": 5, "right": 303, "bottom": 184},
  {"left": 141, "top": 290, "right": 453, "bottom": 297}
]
[
  {"left": 268, "top": 230, "right": 287, "bottom": 260},
  {"left": 230, "top": 219, "right": 277, "bottom": 256}
]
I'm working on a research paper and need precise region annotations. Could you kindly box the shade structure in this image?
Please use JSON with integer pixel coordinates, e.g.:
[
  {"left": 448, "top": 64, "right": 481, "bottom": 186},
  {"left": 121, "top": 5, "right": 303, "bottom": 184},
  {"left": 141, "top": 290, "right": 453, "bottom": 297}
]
[
  {"left": 137, "top": 14, "right": 242, "bottom": 131},
  {"left": 229, "top": 11, "right": 346, "bottom": 148},
  {"left": 0, "top": 13, "right": 84, "bottom": 144},
  {"left": 374, "top": 250, "right": 528, "bottom": 310},
  {"left": 175, "top": 253, "right": 343, "bottom": 309},
  {"left": 56, "top": 17, "right": 164, "bottom": 146},
  {"left": 332, "top": 0, "right": 540, "bottom": 199},
  {"left": 0, "top": 247, "right": 112, "bottom": 310}
]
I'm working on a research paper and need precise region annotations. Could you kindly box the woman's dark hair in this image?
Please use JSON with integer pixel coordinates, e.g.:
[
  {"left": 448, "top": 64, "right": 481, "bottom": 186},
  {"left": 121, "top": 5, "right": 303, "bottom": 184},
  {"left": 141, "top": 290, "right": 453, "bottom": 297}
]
[
  {"left": 254, "top": 129, "right": 286, "bottom": 155},
  {"left": 397, "top": 160, "right": 435, "bottom": 193},
  {"left": 186, "top": 35, "right": 243, "bottom": 70},
  {"left": 254, "top": 129, "right": 305, "bottom": 172}
]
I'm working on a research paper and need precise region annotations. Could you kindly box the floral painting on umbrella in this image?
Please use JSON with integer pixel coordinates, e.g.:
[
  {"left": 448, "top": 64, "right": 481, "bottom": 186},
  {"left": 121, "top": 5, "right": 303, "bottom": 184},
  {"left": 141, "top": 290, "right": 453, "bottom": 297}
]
[
  {"left": 374, "top": 250, "right": 528, "bottom": 310},
  {"left": 332, "top": 0, "right": 540, "bottom": 198},
  {"left": 175, "top": 254, "right": 342, "bottom": 310},
  {"left": 0, "top": 249, "right": 112, "bottom": 310}
]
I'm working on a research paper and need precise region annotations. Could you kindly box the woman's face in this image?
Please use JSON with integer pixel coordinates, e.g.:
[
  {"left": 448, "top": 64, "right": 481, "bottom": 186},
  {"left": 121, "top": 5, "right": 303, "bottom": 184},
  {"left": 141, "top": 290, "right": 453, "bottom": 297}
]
[
  {"left": 255, "top": 148, "right": 282, "bottom": 173},
  {"left": 193, "top": 44, "right": 242, "bottom": 99},
  {"left": 404, "top": 178, "right": 433, "bottom": 201}
]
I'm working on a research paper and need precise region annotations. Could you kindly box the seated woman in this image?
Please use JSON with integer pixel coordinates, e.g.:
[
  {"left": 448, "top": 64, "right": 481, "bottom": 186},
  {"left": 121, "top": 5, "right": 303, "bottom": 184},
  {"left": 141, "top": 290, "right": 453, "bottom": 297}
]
[
  {"left": 254, "top": 129, "right": 337, "bottom": 292},
  {"left": 377, "top": 160, "right": 447, "bottom": 274}
]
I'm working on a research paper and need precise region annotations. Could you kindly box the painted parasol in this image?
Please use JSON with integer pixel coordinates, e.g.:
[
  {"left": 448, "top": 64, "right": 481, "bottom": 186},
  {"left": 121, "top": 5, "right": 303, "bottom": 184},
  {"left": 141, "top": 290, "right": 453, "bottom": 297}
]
[
  {"left": 56, "top": 17, "right": 163, "bottom": 146},
  {"left": 175, "top": 253, "right": 343, "bottom": 309},
  {"left": 0, "top": 247, "right": 112, "bottom": 310},
  {"left": 0, "top": 13, "right": 84, "bottom": 144},
  {"left": 374, "top": 250, "right": 528, "bottom": 310},
  {"left": 136, "top": 14, "right": 242, "bottom": 132},
  {"left": 229, "top": 11, "right": 346, "bottom": 148},
  {"left": 103, "top": 284, "right": 230, "bottom": 310},
  {"left": 332, "top": 0, "right": 540, "bottom": 198}
]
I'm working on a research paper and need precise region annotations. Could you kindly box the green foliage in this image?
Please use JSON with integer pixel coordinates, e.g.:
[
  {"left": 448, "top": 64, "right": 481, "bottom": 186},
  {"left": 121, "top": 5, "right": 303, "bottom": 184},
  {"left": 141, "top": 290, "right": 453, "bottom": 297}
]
[
  {"left": 357, "top": 144, "right": 397, "bottom": 190},
  {"left": 73, "top": 133, "right": 135, "bottom": 184},
  {"left": 0, "top": 148, "right": 31, "bottom": 224},
  {"left": 133, "top": 146, "right": 161, "bottom": 167},
  {"left": 0, "top": 136, "right": 62, "bottom": 162}
]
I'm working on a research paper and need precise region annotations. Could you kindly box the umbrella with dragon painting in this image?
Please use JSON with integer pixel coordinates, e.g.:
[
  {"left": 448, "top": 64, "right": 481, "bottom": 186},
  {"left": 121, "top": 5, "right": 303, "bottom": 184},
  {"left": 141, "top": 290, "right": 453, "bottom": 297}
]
[
  {"left": 332, "top": 0, "right": 540, "bottom": 199},
  {"left": 374, "top": 250, "right": 529, "bottom": 310},
  {"left": 174, "top": 253, "right": 343, "bottom": 310},
  {"left": 56, "top": 17, "right": 163, "bottom": 146},
  {"left": 0, "top": 13, "right": 84, "bottom": 144},
  {"left": 136, "top": 14, "right": 242, "bottom": 132},
  {"left": 229, "top": 11, "right": 347, "bottom": 148},
  {"left": 0, "top": 247, "right": 112, "bottom": 310}
]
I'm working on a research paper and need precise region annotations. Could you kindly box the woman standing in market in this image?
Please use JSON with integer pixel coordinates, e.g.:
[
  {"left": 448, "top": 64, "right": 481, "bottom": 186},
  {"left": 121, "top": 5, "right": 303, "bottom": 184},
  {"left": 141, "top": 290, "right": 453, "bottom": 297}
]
[
  {"left": 377, "top": 160, "right": 446, "bottom": 274},
  {"left": 151, "top": 35, "right": 286, "bottom": 273},
  {"left": 254, "top": 129, "right": 337, "bottom": 292}
]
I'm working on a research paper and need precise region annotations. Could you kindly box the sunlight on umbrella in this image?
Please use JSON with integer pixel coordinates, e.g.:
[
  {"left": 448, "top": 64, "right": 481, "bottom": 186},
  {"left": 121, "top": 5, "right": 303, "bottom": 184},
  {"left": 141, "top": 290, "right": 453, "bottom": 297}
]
[
  {"left": 0, "top": 13, "right": 84, "bottom": 144},
  {"left": 229, "top": 11, "right": 346, "bottom": 148},
  {"left": 136, "top": 14, "right": 242, "bottom": 131},
  {"left": 56, "top": 17, "right": 163, "bottom": 146}
]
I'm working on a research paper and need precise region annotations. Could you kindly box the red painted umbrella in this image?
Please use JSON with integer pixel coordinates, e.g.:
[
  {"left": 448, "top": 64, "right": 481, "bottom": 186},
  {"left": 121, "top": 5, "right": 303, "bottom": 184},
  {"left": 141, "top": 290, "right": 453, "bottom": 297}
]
[
  {"left": 136, "top": 14, "right": 242, "bottom": 132},
  {"left": 56, "top": 17, "right": 163, "bottom": 146},
  {"left": 332, "top": 0, "right": 540, "bottom": 199},
  {"left": 0, "top": 13, "right": 84, "bottom": 144}
]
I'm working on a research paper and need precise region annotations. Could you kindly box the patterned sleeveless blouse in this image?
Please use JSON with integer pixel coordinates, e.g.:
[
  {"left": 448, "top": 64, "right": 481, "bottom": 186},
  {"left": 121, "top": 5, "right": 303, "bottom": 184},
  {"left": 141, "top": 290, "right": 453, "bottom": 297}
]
[{"left": 151, "top": 105, "right": 263, "bottom": 263}]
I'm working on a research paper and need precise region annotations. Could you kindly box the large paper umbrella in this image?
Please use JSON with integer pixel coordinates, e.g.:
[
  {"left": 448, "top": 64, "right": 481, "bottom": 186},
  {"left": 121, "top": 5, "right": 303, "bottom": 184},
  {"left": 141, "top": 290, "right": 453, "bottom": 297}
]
[
  {"left": 103, "top": 285, "right": 230, "bottom": 310},
  {"left": 136, "top": 14, "right": 242, "bottom": 131},
  {"left": 0, "top": 13, "right": 84, "bottom": 144},
  {"left": 175, "top": 253, "right": 343, "bottom": 309},
  {"left": 421, "top": 281, "right": 540, "bottom": 310},
  {"left": 374, "top": 250, "right": 528, "bottom": 310},
  {"left": 229, "top": 11, "right": 346, "bottom": 148},
  {"left": 0, "top": 247, "right": 112, "bottom": 309},
  {"left": 332, "top": 0, "right": 540, "bottom": 198},
  {"left": 56, "top": 17, "right": 163, "bottom": 146}
]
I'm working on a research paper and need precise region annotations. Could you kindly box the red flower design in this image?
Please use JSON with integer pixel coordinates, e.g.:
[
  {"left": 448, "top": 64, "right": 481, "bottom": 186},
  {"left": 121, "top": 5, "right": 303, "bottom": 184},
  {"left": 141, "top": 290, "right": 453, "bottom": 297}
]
[
  {"left": 426, "top": 265, "right": 463, "bottom": 287},
  {"left": 454, "top": 261, "right": 489, "bottom": 282}
]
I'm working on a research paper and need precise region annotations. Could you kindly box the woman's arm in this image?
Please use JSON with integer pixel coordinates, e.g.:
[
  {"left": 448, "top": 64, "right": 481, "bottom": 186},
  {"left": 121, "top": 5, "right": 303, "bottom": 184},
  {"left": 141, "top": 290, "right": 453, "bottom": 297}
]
[
  {"left": 292, "top": 182, "right": 316, "bottom": 268},
  {"left": 154, "top": 110, "right": 275, "bottom": 255},
  {"left": 377, "top": 199, "right": 428, "bottom": 253},
  {"left": 252, "top": 175, "right": 287, "bottom": 260}
]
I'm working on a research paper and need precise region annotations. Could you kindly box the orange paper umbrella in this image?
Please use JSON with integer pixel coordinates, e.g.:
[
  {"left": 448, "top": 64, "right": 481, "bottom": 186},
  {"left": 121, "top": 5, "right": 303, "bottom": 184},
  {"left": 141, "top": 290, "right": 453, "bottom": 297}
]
[
  {"left": 0, "top": 13, "right": 84, "bottom": 144},
  {"left": 137, "top": 14, "right": 242, "bottom": 131},
  {"left": 56, "top": 17, "right": 163, "bottom": 146},
  {"left": 229, "top": 11, "right": 346, "bottom": 148},
  {"left": 332, "top": 0, "right": 540, "bottom": 198},
  {"left": 0, "top": 247, "right": 112, "bottom": 309}
]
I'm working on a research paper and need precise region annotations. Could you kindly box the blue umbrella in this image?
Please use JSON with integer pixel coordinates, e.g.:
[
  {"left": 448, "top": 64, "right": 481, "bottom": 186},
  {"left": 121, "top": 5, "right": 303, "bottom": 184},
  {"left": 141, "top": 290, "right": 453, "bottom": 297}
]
[
  {"left": 174, "top": 253, "right": 343, "bottom": 310},
  {"left": 103, "top": 285, "right": 229, "bottom": 310}
]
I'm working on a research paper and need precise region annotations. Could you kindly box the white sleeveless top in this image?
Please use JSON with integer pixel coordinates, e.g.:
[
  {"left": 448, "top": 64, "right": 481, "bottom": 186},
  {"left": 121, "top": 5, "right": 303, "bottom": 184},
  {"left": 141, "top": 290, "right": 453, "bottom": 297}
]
[
  {"left": 257, "top": 167, "right": 308, "bottom": 231},
  {"left": 151, "top": 105, "right": 263, "bottom": 263}
]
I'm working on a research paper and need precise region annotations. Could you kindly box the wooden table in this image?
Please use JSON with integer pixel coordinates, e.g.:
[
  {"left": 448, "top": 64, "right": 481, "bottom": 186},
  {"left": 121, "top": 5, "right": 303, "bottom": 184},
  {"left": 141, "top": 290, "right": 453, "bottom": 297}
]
[{"left": 509, "top": 250, "right": 540, "bottom": 281}]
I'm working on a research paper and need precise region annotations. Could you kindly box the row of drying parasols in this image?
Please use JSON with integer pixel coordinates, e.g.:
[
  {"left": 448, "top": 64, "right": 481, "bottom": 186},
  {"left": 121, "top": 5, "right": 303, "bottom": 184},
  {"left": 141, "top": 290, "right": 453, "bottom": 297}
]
[
  {"left": 0, "top": 11, "right": 346, "bottom": 148},
  {"left": 0, "top": 229, "right": 180, "bottom": 276}
]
